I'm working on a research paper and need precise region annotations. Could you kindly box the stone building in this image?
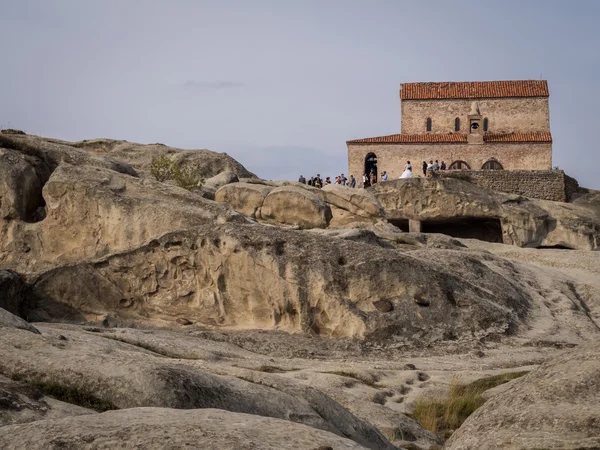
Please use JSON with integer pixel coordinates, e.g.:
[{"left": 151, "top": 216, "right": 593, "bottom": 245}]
[{"left": 347, "top": 80, "right": 552, "bottom": 179}]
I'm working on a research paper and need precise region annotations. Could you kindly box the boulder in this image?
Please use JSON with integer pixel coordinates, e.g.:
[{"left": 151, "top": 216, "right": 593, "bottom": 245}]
[
  {"left": 215, "top": 182, "right": 274, "bottom": 218},
  {"left": 204, "top": 170, "right": 239, "bottom": 190},
  {"left": 0, "top": 408, "right": 373, "bottom": 450},
  {"left": 446, "top": 341, "right": 600, "bottom": 450},
  {"left": 0, "top": 163, "right": 246, "bottom": 273},
  {"left": 321, "top": 184, "right": 385, "bottom": 219},
  {"left": 261, "top": 186, "right": 333, "bottom": 229},
  {"left": 0, "top": 308, "right": 39, "bottom": 334}
]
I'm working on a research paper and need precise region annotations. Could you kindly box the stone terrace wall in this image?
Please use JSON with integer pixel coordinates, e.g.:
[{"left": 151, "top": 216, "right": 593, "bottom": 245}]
[{"left": 441, "top": 170, "right": 575, "bottom": 202}]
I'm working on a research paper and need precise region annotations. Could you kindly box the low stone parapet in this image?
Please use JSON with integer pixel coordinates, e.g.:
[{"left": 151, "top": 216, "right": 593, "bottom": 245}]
[{"left": 440, "top": 169, "right": 577, "bottom": 202}]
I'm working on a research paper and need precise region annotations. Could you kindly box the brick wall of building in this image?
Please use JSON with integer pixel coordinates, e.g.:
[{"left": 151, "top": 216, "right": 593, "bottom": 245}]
[
  {"left": 440, "top": 170, "right": 575, "bottom": 202},
  {"left": 347, "top": 142, "right": 552, "bottom": 180},
  {"left": 400, "top": 97, "right": 550, "bottom": 135}
]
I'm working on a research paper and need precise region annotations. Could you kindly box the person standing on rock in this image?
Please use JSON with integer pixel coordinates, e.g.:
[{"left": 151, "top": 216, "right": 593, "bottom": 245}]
[
  {"left": 314, "top": 174, "right": 322, "bottom": 188},
  {"left": 422, "top": 161, "right": 427, "bottom": 177},
  {"left": 340, "top": 173, "right": 347, "bottom": 186},
  {"left": 349, "top": 174, "right": 356, "bottom": 188},
  {"left": 298, "top": 175, "right": 306, "bottom": 184},
  {"left": 433, "top": 160, "right": 440, "bottom": 171},
  {"left": 362, "top": 173, "right": 370, "bottom": 188},
  {"left": 440, "top": 161, "right": 446, "bottom": 170},
  {"left": 381, "top": 171, "right": 388, "bottom": 182},
  {"left": 370, "top": 169, "right": 377, "bottom": 185}
]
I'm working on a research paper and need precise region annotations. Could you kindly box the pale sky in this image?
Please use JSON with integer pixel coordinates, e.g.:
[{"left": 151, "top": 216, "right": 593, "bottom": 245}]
[{"left": 1, "top": 0, "right": 599, "bottom": 188}]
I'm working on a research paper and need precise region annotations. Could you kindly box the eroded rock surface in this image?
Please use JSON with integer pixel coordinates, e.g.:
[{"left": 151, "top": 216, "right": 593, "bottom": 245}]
[
  {"left": 446, "top": 341, "right": 600, "bottom": 450},
  {"left": 0, "top": 407, "right": 373, "bottom": 450}
]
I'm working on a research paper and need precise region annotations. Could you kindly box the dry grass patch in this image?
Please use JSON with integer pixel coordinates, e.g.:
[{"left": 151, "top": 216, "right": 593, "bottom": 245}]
[
  {"left": 323, "top": 370, "right": 379, "bottom": 387},
  {"left": 412, "top": 371, "right": 529, "bottom": 441}
]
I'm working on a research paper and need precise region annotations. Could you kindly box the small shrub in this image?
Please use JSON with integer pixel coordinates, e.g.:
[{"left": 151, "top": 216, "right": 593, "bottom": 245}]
[
  {"left": 444, "top": 172, "right": 472, "bottom": 182},
  {"left": 150, "top": 155, "right": 175, "bottom": 182},
  {"left": 324, "top": 370, "right": 379, "bottom": 387},
  {"left": 412, "top": 371, "right": 528, "bottom": 441},
  {"left": 172, "top": 163, "right": 204, "bottom": 191}
]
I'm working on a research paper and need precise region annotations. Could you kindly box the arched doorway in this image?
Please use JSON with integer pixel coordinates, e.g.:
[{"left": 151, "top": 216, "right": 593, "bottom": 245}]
[
  {"left": 364, "top": 153, "right": 378, "bottom": 179},
  {"left": 481, "top": 160, "right": 503, "bottom": 170},
  {"left": 449, "top": 160, "right": 470, "bottom": 170}
]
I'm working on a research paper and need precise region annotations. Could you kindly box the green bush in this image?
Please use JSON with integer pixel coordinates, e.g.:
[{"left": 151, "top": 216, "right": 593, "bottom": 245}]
[
  {"left": 150, "top": 155, "right": 175, "bottom": 182},
  {"left": 150, "top": 155, "right": 204, "bottom": 191}
]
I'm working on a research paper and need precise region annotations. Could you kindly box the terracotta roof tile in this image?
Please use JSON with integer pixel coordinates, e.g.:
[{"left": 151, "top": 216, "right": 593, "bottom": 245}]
[
  {"left": 484, "top": 131, "right": 552, "bottom": 143},
  {"left": 347, "top": 132, "right": 552, "bottom": 145},
  {"left": 400, "top": 80, "right": 549, "bottom": 100},
  {"left": 347, "top": 134, "right": 467, "bottom": 144}
]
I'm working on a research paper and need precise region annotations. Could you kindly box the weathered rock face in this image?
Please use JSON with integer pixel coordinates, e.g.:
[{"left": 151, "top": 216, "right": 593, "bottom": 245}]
[
  {"left": 0, "top": 164, "right": 246, "bottom": 273},
  {"left": 0, "top": 270, "right": 25, "bottom": 316},
  {"left": 446, "top": 341, "right": 600, "bottom": 450},
  {"left": 215, "top": 182, "right": 385, "bottom": 228},
  {"left": 0, "top": 407, "right": 372, "bottom": 450},
  {"left": 0, "top": 375, "right": 94, "bottom": 427},
  {"left": 261, "top": 186, "right": 333, "bottom": 229},
  {"left": 370, "top": 178, "right": 600, "bottom": 250},
  {"left": 0, "top": 308, "right": 39, "bottom": 334},
  {"left": 0, "top": 324, "right": 394, "bottom": 450},
  {"left": 26, "top": 222, "right": 541, "bottom": 344},
  {"left": 61, "top": 137, "right": 256, "bottom": 179},
  {"left": 215, "top": 182, "right": 274, "bottom": 218}
]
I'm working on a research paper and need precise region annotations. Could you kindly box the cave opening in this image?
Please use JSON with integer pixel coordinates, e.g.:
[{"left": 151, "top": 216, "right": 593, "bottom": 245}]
[
  {"left": 421, "top": 217, "right": 503, "bottom": 243},
  {"left": 388, "top": 219, "right": 409, "bottom": 232}
]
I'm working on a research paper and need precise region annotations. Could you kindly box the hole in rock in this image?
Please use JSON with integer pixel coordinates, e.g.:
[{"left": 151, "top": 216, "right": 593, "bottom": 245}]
[
  {"left": 421, "top": 217, "right": 503, "bottom": 243},
  {"left": 388, "top": 219, "right": 409, "bottom": 232},
  {"left": 538, "top": 244, "right": 575, "bottom": 250}
]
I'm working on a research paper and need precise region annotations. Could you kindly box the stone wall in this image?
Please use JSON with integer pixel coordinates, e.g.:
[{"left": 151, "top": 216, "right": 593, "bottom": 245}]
[
  {"left": 347, "top": 142, "right": 552, "bottom": 180},
  {"left": 441, "top": 170, "right": 573, "bottom": 202},
  {"left": 401, "top": 97, "right": 550, "bottom": 135}
]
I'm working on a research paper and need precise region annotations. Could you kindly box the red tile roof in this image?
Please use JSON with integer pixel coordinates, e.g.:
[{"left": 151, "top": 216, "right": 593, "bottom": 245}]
[
  {"left": 347, "top": 131, "right": 552, "bottom": 145},
  {"left": 400, "top": 80, "right": 549, "bottom": 100},
  {"left": 484, "top": 131, "right": 552, "bottom": 143}
]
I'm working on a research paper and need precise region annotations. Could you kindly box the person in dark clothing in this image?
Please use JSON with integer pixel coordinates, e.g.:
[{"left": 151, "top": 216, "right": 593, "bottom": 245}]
[
  {"left": 440, "top": 161, "right": 447, "bottom": 170},
  {"left": 422, "top": 161, "right": 427, "bottom": 177},
  {"left": 349, "top": 174, "right": 356, "bottom": 188},
  {"left": 298, "top": 175, "right": 306, "bottom": 184}
]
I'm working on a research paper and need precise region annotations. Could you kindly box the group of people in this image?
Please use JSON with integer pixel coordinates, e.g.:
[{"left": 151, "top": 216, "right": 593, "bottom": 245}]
[
  {"left": 421, "top": 159, "right": 447, "bottom": 176},
  {"left": 298, "top": 158, "right": 446, "bottom": 189},
  {"left": 298, "top": 173, "right": 357, "bottom": 188}
]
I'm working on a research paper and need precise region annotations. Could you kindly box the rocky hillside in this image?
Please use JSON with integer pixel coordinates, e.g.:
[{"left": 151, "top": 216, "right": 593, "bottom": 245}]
[{"left": 1, "top": 130, "right": 599, "bottom": 449}]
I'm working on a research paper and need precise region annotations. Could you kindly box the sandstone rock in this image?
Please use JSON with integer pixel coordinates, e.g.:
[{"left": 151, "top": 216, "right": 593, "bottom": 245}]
[
  {"left": 0, "top": 374, "right": 94, "bottom": 427},
  {"left": 215, "top": 182, "right": 274, "bottom": 218},
  {"left": 0, "top": 324, "right": 394, "bottom": 450},
  {"left": 0, "top": 408, "right": 372, "bottom": 450},
  {"left": 204, "top": 170, "right": 239, "bottom": 189},
  {"left": 261, "top": 186, "right": 333, "bottom": 229},
  {"left": 1, "top": 163, "right": 246, "bottom": 273},
  {"left": 0, "top": 308, "right": 39, "bottom": 334},
  {"left": 0, "top": 149, "right": 44, "bottom": 222},
  {"left": 446, "top": 341, "right": 600, "bottom": 450},
  {"left": 0, "top": 269, "right": 25, "bottom": 316},
  {"left": 370, "top": 178, "right": 600, "bottom": 250},
  {"left": 321, "top": 184, "right": 385, "bottom": 219},
  {"left": 63, "top": 137, "right": 256, "bottom": 179},
  {"left": 26, "top": 222, "right": 549, "bottom": 344}
]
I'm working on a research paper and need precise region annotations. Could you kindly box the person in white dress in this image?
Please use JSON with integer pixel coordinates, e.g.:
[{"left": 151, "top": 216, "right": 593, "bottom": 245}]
[{"left": 399, "top": 160, "right": 413, "bottom": 179}]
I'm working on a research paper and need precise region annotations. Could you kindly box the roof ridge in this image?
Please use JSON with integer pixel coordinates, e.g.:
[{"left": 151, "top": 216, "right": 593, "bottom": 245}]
[
  {"left": 400, "top": 80, "right": 549, "bottom": 100},
  {"left": 347, "top": 131, "right": 552, "bottom": 145}
]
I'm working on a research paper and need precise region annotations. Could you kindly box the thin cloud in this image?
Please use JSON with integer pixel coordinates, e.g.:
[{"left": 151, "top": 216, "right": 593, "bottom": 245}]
[{"left": 183, "top": 80, "right": 244, "bottom": 89}]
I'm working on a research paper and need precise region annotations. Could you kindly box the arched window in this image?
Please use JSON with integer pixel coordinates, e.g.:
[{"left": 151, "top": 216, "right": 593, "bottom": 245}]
[
  {"left": 483, "top": 118, "right": 489, "bottom": 132},
  {"left": 426, "top": 118, "right": 432, "bottom": 132},
  {"left": 454, "top": 117, "right": 460, "bottom": 132},
  {"left": 449, "top": 160, "right": 470, "bottom": 170},
  {"left": 481, "top": 160, "right": 503, "bottom": 170}
]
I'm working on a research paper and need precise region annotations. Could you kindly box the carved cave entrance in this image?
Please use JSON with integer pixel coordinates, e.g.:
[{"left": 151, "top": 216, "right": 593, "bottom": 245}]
[
  {"left": 388, "top": 219, "right": 409, "bottom": 232},
  {"left": 364, "top": 153, "right": 377, "bottom": 179},
  {"left": 421, "top": 217, "right": 503, "bottom": 243}
]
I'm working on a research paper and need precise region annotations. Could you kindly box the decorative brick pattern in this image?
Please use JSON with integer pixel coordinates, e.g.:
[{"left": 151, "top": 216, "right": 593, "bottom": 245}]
[{"left": 400, "top": 80, "right": 549, "bottom": 100}]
